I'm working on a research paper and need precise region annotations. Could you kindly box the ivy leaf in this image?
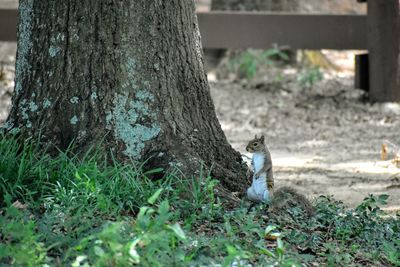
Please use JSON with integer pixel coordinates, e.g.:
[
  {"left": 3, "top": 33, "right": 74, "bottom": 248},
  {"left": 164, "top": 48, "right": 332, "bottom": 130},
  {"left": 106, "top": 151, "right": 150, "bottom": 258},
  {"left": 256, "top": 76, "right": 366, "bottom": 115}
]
[
  {"left": 265, "top": 225, "right": 277, "bottom": 235},
  {"left": 378, "top": 194, "right": 389, "bottom": 203},
  {"left": 147, "top": 188, "right": 163, "bottom": 205},
  {"left": 93, "top": 246, "right": 105, "bottom": 257},
  {"left": 167, "top": 223, "right": 186, "bottom": 240},
  {"left": 144, "top": 168, "right": 164, "bottom": 175},
  {"left": 129, "top": 240, "right": 141, "bottom": 264}
]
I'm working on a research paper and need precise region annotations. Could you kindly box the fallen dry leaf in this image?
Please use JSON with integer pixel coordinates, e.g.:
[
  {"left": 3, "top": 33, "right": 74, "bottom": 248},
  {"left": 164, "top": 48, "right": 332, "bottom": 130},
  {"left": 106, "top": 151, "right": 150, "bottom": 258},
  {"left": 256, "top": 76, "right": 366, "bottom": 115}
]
[
  {"left": 381, "top": 143, "right": 388, "bottom": 161},
  {"left": 393, "top": 153, "right": 400, "bottom": 168},
  {"left": 12, "top": 200, "right": 28, "bottom": 210}
]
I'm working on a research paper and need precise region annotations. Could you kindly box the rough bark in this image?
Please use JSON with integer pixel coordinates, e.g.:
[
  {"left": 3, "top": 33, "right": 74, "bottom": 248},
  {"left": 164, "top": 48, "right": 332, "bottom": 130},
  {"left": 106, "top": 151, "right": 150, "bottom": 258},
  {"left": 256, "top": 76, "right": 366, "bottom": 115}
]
[{"left": 5, "top": 0, "right": 247, "bottom": 191}]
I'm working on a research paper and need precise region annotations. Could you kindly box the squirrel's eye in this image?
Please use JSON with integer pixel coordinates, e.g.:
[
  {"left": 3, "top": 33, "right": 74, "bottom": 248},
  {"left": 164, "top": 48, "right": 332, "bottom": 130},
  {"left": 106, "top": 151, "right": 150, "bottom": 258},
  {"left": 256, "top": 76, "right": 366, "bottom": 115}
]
[{"left": 253, "top": 142, "right": 258, "bottom": 146}]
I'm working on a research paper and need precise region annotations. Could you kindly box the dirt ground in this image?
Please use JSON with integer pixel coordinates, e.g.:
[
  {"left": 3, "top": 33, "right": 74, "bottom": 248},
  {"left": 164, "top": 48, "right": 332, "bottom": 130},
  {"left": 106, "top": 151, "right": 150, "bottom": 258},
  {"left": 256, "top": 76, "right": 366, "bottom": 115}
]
[
  {"left": 1, "top": 40, "right": 400, "bottom": 210},
  {"left": 210, "top": 63, "right": 400, "bottom": 210},
  {"left": 0, "top": 43, "right": 15, "bottom": 124}
]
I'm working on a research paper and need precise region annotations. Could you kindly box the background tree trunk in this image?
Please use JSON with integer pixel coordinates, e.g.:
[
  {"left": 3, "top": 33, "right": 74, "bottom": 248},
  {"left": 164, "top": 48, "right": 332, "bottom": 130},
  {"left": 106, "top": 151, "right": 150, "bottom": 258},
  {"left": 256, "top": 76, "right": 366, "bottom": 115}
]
[{"left": 6, "top": 0, "right": 247, "bottom": 191}]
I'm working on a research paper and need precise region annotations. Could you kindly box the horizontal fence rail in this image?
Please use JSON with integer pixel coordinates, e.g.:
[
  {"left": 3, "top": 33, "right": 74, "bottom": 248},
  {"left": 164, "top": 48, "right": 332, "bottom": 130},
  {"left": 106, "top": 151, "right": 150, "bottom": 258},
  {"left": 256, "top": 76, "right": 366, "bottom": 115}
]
[
  {"left": 1, "top": 9, "right": 367, "bottom": 50},
  {"left": 197, "top": 12, "right": 367, "bottom": 50}
]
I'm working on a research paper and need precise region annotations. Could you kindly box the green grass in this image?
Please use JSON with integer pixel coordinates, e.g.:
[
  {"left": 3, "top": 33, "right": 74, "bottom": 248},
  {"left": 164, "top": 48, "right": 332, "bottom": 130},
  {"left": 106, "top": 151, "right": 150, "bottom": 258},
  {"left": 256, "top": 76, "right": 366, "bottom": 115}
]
[
  {"left": 0, "top": 134, "right": 399, "bottom": 266},
  {"left": 229, "top": 48, "right": 289, "bottom": 80}
]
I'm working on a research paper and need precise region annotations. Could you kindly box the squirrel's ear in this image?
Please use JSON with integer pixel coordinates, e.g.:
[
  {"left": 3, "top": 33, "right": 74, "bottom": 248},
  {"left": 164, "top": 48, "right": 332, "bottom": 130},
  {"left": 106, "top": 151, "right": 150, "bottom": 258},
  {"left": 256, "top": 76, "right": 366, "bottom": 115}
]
[
  {"left": 260, "top": 135, "right": 265, "bottom": 143},
  {"left": 254, "top": 134, "right": 258, "bottom": 139}
]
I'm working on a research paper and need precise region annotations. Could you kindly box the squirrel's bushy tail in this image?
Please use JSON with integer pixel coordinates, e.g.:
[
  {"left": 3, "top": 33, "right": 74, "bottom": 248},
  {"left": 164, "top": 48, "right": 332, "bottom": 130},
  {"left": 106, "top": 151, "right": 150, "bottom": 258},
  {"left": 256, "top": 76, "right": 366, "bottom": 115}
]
[{"left": 270, "top": 186, "right": 314, "bottom": 217}]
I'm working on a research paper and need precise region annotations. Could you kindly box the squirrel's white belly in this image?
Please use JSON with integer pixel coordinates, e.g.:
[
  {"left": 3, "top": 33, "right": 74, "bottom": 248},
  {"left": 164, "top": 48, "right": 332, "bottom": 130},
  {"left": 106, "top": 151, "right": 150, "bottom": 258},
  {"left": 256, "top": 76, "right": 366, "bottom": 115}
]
[
  {"left": 249, "top": 174, "right": 269, "bottom": 201},
  {"left": 252, "top": 152, "right": 265, "bottom": 174},
  {"left": 251, "top": 174, "right": 267, "bottom": 193},
  {"left": 248, "top": 152, "right": 269, "bottom": 202},
  {"left": 247, "top": 182, "right": 270, "bottom": 202}
]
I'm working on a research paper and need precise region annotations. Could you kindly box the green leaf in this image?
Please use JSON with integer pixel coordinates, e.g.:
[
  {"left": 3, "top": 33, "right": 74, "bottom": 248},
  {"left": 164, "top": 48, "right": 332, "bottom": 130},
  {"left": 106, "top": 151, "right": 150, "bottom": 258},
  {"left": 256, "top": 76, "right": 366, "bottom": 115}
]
[
  {"left": 72, "top": 255, "right": 88, "bottom": 267},
  {"left": 0, "top": 244, "right": 10, "bottom": 258},
  {"left": 75, "top": 236, "right": 93, "bottom": 251},
  {"left": 277, "top": 238, "right": 284, "bottom": 250},
  {"left": 167, "top": 223, "right": 186, "bottom": 240},
  {"left": 276, "top": 247, "right": 284, "bottom": 257},
  {"left": 93, "top": 246, "right": 105, "bottom": 257},
  {"left": 158, "top": 200, "right": 170, "bottom": 217},
  {"left": 144, "top": 168, "right": 164, "bottom": 175},
  {"left": 265, "top": 225, "right": 277, "bottom": 235},
  {"left": 129, "top": 242, "right": 140, "bottom": 264},
  {"left": 109, "top": 241, "right": 123, "bottom": 252},
  {"left": 130, "top": 238, "right": 141, "bottom": 248},
  {"left": 258, "top": 247, "right": 276, "bottom": 258},
  {"left": 378, "top": 194, "right": 389, "bottom": 202},
  {"left": 137, "top": 206, "right": 153, "bottom": 219},
  {"left": 269, "top": 232, "right": 281, "bottom": 238},
  {"left": 226, "top": 245, "right": 237, "bottom": 255},
  {"left": 75, "top": 171, "right": 82, "bottom": 180},
  {"left": 147, "top": 188, "right": 163, "bottom": 205}
]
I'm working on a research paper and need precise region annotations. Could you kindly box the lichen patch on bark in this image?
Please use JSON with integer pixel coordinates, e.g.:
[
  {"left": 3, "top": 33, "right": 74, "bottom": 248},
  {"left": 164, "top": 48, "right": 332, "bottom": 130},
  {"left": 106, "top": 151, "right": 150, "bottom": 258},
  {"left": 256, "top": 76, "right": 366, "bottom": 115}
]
[
  {"left": 107, "top": 92, "right": 161, "bottom": 159},
  {"left": 43, "top": 99, "right": 52, "bottom": 108},
  {"left": 90, "top": 92, "right": 98, "bottom": 101},
  {"left": 70, "top": 97, "right": 79, "bottom": 104},
  {"left": 48, "top": 46, "right": 61, "bottom": 57},
  {"left": 48, "top": 33, "right": 64, "bottom": 58},
  {"left": 70, "top": 116, "right": 78, "bottom": 125},
  {"left": 29, "top": 101, "right": 38, "bottom": 112}
]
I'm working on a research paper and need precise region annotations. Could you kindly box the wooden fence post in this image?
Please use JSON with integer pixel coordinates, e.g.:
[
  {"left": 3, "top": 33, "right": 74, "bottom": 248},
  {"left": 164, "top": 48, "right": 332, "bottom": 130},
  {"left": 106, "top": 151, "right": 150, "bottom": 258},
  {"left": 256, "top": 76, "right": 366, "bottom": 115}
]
[
  {"left": 0, "top": 9, "right": 17, "bottom": 42},
  {"left": 367, "top": 0, "right": 400, "bottom": 102}
]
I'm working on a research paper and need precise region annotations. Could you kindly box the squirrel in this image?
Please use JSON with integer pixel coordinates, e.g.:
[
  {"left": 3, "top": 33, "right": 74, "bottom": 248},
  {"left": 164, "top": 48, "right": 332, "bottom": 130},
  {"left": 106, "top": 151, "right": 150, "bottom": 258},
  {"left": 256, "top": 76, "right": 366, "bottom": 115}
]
[
  {"left": 245, "top": 135, "right": 314, "bottom": 216},
  {"left": 246, "top": 135, "right": 274, "bottom": 202}
]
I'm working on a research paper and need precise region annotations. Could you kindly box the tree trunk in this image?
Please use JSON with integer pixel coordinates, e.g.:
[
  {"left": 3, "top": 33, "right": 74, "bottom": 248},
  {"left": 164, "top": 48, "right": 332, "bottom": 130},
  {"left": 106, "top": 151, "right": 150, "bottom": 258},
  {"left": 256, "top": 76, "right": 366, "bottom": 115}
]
[{"left": 5, "top": 0, "right": 247, "bottom": 191}]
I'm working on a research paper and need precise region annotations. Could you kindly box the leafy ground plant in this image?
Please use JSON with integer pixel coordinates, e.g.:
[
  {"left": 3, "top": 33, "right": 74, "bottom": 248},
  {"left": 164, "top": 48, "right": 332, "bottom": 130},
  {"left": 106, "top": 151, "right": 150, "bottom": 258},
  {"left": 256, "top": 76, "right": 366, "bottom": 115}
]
[
  {"left": 0, "top": 196, "right": 48, "bottom": 266},
  {"left": 297, "top": 66, "right": 323, "bottom": 88},
  {"left": 69, "top": 190, "right": 188, "bottom": 267},
  {"left": 0, "top": 135, "right": 399, "bottom": 266},
  {"left": 229, "top": 48, "right": 289, "bottom": 80}
]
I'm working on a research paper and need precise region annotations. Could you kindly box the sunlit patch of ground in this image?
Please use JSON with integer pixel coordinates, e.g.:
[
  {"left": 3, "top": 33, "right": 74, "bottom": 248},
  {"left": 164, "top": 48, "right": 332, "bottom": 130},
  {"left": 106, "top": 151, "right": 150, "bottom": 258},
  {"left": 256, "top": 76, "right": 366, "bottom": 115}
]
[
  {"left": 0, "top": 42, "right": 16, "bottom": 124},
  {"left": 210, "top": 62, "right": 400, "bottom": 209}
]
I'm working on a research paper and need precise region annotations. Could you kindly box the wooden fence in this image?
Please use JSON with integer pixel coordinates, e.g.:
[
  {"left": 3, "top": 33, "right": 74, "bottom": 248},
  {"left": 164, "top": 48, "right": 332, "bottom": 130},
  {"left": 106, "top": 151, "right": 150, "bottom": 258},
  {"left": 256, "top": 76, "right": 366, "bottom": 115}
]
[
  {"left": 0, "top": 10, "right": 367, "bottom": 49},
  {"left": 198, "top": 12, "right": 366, "bottom": 50},
  {"left": 0, "top": 2, "right": 399, "bottom": 102}
]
